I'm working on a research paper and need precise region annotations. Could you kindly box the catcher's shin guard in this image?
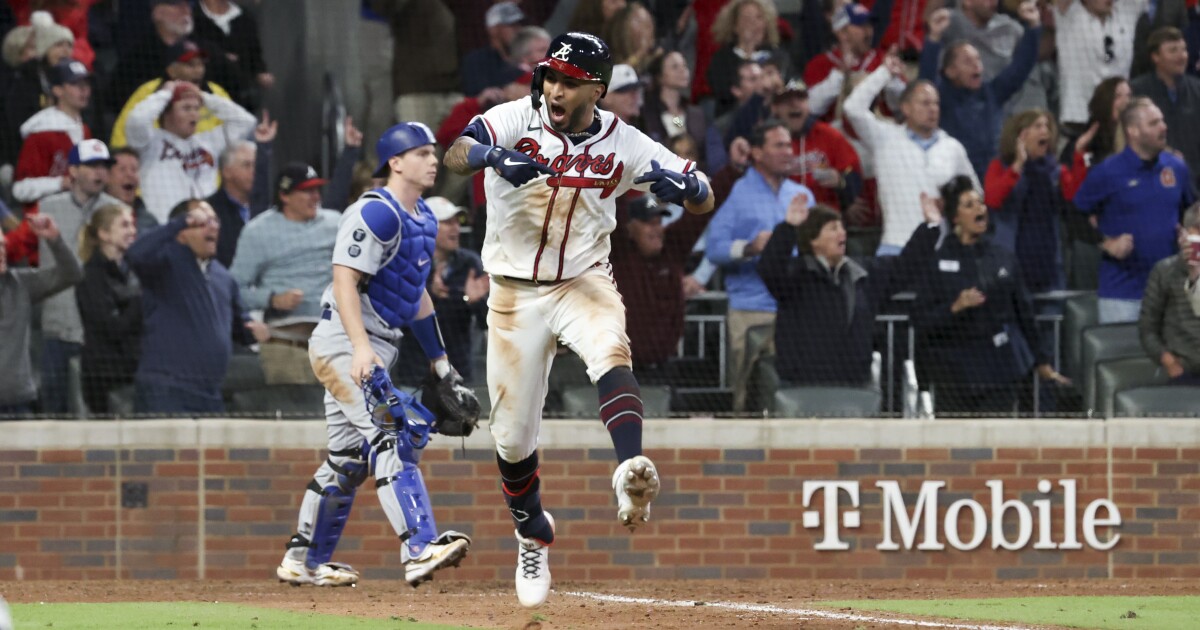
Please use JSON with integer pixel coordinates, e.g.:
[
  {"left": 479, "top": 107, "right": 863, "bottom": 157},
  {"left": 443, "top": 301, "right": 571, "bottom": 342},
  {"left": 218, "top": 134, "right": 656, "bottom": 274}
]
[
  {"left": 376, "top": 458, "right": 440, "bottom": 561},
  {"left": 287, "top": 443, "right": 371, "bottom": 568}
]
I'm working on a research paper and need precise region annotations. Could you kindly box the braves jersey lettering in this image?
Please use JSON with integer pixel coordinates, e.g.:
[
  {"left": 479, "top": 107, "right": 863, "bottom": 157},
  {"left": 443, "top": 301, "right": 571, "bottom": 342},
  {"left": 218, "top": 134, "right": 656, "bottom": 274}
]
[
  {"left": 463, "top": 98, "right": 707, "bottom": 282},
  {"left": 158, "top": 141, "right": 216, "bottom": 173}
]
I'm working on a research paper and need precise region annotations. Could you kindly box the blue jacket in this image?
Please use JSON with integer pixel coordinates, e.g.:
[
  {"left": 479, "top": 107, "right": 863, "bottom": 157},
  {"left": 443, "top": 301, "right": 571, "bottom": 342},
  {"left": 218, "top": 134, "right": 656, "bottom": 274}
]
[
  {"left": 1073, "top": 148, "right": 1196, "bottom": 300},
  {"left": 127, "top": 217, "right": 256, "bottom": 395},
  {"left": 706, "top": 168, "right": 814, "bottom": 312},
  {"left": 920, "top": 26, "right": 1041, "bottom": 179}
]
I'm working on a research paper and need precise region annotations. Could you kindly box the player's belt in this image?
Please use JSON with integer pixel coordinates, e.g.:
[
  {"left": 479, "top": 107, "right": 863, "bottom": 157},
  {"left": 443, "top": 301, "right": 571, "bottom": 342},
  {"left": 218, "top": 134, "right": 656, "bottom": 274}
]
[
  {"left": 545, "top": 163, "right": 624, "bottom": 199},
  {"left": 497, "top": 261, "right": 603, "bottom": 286}
]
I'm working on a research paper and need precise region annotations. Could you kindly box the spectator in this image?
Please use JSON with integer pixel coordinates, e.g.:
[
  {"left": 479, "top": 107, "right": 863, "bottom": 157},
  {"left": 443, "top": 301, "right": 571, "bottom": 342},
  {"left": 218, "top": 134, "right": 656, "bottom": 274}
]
[
  {"left": 110, "top": 38, "right": 235, "bottom": 149},
  {"left": 604, "top": 2, "right": 659, "bottom": 73},
  {"left": 941, "top": 0, "right": 1029, "bottom": 81},
  {"left": 706, "top": 59, "right": 761, "bottom": 170},
  {"left": 125, "top": 81, "right": 256, "bottom": 223},
  {"left": 843, "top": 49, "right": 979, "bottom": 256},
  {"left": 706, "top": 119, "right": 815, "bottom": 411},
  {"left": 599, "top": 64, "right": 644, "bottom": 124},
  {"left": 35, "top": 139, "right": 120, "bottom": 414},
  {"left": 9, "top": 1, "right": 98, "bottom": 71},
  {"left": 611, "top": 194, "right": 715, "bottom": 384},
  {"left": 1054, "top": 0, "right": 1147, "bottom": 130},
  {"left": 641, "top": 50, "right": 707, "bottom": 165},
  {"left": 353, "top": 2, "right": 393, "bottom": 158},
  {"left": 126, "top": 199, "right": 268, "bottom": 414},
  {"left": 708, "top": 0, "right": 786, "bottom": 117},
  {"left": 0, "top": 24, "right": 36, "bottom": 167},
  {"left": 192, "top": 0, "right": 273, "bottom": 110},
  {"left": 0, "top": 215, "right": 81, "bottom": 415},
  {"left": 1131, "top": 0, "right": 1189, "bottom": 78},
  {"left": 106, "top": 147, "right": 161, "bottom": 237},
  {"left": 568, "top": 0, "right": 627, "bottom": 35},
  {"left": 229, "top": 162, "right": 341, "bottom": 384},
  {"left": 75, "top": 204, "right": 141, "bottom": 415},
  {"left": 1068, "top": 76, "right": 1132, "bottom": 167},
  {"left": 3, "top": 11, "right": 75, "bottom": 148},
  {"left": 108, "top": 0, "right": 203, "bottom": 109},
  {"left": 461, "top": 1, "right": 525, "bottom": 97},
  {"left": 804, "top": 3, "right": 904, "bottom": 120},
  {"left": 1131, "top": 27, "right": 1200, "bottom": 189},
  {"left": 397, "top": 198, "right": 489, "bottom": 385},
  {"left": 11, "top": 59, "right": 91, "bottom": 208},
  {"left": 921, "top": 6, "right": 1042, "bottom": 179},
  {"left": 757, "top": 203, "right": 880, "bottom": 388},
  {"left": 724, "top": 51, "right": 787, "bottom": 146},
  {"left": 872, "top": 0, "right": 932, "bottom": 57},
  {"left": 370, "top": 0, "right": 460, "bottom": 131},
  {"left": 1139, "top": 202, "right": 1200, "bottom": 384},
  {"left": 1074, "top": 96, "right": 1196, "bottom": 323},
  {"left": 510, "top": 26, "right": 552, "bottom": 71},
  {"left": 985, "top": 109, "right": 1084, "bottom": 295},
  {"left": 772, "top": 79, "right": 864, "bottom": 213},
  {"left": 206, "top": 112, "right": 277, "bottom": 268},
  {"left": 912, "top": 175, "right": 1068, "bottom": 414}
]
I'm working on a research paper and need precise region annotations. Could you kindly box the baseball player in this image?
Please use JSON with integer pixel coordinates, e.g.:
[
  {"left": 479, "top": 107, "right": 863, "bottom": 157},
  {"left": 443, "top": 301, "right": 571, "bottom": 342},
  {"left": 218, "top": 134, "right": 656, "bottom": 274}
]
[
  {"left": 276, "top": 123, "right": 479, "bottom": 588},
  {"left": 445, "top": 32, "right": 715, "bottom": 608}
]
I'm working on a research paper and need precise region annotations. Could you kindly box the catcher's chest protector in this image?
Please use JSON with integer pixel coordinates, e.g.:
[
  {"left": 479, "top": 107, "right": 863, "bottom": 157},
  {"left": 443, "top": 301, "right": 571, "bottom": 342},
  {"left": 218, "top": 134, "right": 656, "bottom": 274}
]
[{"left": 364, "top": 189, "right": 438, "bottom": 328}]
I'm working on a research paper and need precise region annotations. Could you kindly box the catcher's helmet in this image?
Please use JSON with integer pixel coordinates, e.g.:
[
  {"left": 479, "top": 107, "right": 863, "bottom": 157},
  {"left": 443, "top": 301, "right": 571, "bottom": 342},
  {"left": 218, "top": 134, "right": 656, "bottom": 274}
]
[
  {"left": 531, "top": 32, "right": 613, "bottom": 109},
  {"left": 373, "top": 122, "right": 436, "bottom": 177}
]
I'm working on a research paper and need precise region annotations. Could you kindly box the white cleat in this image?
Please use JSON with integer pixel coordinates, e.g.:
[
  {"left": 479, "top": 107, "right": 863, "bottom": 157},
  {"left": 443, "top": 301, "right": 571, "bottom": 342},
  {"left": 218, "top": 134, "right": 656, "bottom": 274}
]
[
  {"left": 405, "top": 532, "right": 471, "bottom": 588},
  {"left": 515, "top": 512, "right": 554, "bottom": 608},
  {"left": 613, "top": 455, "right": 660, "bottom": 531},
  {"left": 276, "top": 556, "right": 360, "bottom": 587}
]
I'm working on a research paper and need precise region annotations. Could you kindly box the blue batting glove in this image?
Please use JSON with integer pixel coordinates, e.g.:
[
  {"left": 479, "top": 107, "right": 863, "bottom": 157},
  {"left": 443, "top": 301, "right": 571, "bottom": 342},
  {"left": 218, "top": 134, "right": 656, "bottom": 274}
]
[
  {"left": 633, "top": 160, "right": 708, "bottom": 205},
  {"left": 469, "top": 144, "right": 555, "bottom": 188}
]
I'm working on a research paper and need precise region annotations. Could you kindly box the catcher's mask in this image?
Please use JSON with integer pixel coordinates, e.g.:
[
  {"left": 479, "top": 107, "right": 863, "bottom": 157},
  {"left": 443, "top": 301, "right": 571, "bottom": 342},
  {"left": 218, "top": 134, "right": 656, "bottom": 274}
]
[{"left": 362, "top": 366, "right": 434, "bottom": 448}]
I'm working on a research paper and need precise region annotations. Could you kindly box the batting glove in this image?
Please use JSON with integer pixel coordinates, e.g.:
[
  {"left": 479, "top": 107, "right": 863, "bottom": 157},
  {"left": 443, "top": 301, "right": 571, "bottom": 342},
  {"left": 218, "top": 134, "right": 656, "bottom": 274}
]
[
  {"left": 634, "top": 159, "right": 709, "bottom": 205},
  {"left": 469, "top": 144, "right": 555, "bottom": 188}
]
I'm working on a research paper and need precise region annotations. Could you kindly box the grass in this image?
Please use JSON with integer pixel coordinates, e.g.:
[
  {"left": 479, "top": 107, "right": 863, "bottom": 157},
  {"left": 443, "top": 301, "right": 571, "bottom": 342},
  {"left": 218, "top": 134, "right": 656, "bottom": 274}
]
[
  {"left": 9, "top": 602, "right": 474, "bottom": 630},
  {"left": 815, "top": 595, "right": 1200, "bottom": 629}
]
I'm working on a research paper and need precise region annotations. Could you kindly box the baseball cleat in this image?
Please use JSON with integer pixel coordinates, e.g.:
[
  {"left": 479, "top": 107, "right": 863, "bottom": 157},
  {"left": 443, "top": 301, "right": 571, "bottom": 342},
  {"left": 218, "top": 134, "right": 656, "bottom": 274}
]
[
  {"left": 515, "top": 512, "right": 554, "bottom": 608},
  {"left": 405, "top": 532, "right": 471, "bottom": 588},
  {"left": 613, "top": 455, "right": 660, "bottom": 531},
  {"left": 276, "top": 556, "right": 360, "bottom": 587}
]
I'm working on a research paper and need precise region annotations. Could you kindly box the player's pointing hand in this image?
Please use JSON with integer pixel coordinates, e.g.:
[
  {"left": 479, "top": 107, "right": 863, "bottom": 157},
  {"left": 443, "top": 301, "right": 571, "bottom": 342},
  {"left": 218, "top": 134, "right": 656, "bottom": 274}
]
[
  {"left": 634, "top": 160, "right": 709, "bottom": 205},
  {"left": 476, "top": 146, "right": 556, "bottom": 188}
]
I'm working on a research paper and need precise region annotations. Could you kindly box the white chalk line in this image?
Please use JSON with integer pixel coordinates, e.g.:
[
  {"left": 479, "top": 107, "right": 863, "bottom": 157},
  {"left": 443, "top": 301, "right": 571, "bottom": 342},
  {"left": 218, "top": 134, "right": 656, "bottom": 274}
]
[{"left": 560, "top": 590, "right": 1033, "bottom": 630}]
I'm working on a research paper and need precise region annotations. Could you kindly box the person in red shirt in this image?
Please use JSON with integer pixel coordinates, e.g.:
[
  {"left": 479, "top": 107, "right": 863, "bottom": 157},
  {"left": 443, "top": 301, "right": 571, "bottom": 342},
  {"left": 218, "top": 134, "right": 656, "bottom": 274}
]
[
  {"left": 804, "top": 3, "right": 904, "bottom": 120},
  {"left": 771, "top": 80, "right": 863, "bottom": 213}
]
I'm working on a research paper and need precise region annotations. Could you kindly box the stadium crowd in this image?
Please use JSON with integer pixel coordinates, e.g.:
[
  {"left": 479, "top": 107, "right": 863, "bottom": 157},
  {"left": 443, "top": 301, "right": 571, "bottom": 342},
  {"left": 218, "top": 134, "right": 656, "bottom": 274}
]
[{"left": 2, "top": 0, "right": 1200, "bottom": 417}]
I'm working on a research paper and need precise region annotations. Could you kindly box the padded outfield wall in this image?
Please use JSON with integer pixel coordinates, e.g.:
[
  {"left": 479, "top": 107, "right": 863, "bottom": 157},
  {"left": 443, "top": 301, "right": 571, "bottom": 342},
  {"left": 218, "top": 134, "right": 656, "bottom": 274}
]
[{"left": 0, "top": 419, "right": 1197, "bottom": 581}]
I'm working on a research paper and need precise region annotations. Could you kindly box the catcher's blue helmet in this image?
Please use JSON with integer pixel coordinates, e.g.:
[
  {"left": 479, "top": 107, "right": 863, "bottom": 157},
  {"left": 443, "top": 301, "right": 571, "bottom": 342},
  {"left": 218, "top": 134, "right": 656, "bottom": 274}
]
[{"left": 373, "top": 122, "right": 437, "bottom": 177}]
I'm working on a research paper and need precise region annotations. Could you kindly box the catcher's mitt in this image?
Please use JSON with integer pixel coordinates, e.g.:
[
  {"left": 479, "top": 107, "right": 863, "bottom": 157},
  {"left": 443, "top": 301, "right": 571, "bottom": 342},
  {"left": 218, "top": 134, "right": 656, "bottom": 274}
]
[{"left": 420, "top": 367, "right": 481, "bottom": 437}]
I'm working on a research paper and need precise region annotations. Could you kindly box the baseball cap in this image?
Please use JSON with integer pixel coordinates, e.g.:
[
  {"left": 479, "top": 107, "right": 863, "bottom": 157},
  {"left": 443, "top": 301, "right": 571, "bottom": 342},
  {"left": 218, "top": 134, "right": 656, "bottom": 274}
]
[
  {"left": 774, "top": 78, "right": 809, "bottom": 101},
  {"left": 628, "top": 196, "right": 671, "bottom": 222},
  {"left": 277, "top": 162, "right": 327, "bottom": 194},
  {"left": 831, "top": 3, "right": 871, "bottom": 31},
  {"left": 49, "top": 59, "right": 90, "bottom": 86},
  {"left": 608, "top": 64, "right": 641, "bottom": 93},
  {"left": 426, "top": 197, "right": 466, "bottom": 222},
  {"left": 486, "top": 2, "right": 524, "bottom": 28},
  {"left": 68, "top": 139, "right": 115, "bottom": 166},
  {"left": 165, "top": 39, "right": 207, "bottom": 65}
]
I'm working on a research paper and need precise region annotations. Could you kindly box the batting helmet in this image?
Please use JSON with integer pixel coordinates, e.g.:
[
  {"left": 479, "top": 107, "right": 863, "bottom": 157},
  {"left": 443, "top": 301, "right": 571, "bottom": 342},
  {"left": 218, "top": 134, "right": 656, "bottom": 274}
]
[
  {"left": 531, "top": 32, "right": 613, "bottom": 109},
  {"left": 373, "top": 122, "right": 437, "bottom": 177}
]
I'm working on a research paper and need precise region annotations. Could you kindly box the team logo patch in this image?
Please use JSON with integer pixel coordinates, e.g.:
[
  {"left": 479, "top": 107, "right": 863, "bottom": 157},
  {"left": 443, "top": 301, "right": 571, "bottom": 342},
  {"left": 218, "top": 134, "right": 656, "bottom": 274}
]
[
  {"left": 353, "top": 228, "right": 366, "bottom": 242},
  {"left": 348, "top": 244, "right": 361, "bottom": 257},
  {"left": 1161, "top": 167, "right": 1177, "bottom": 188}
]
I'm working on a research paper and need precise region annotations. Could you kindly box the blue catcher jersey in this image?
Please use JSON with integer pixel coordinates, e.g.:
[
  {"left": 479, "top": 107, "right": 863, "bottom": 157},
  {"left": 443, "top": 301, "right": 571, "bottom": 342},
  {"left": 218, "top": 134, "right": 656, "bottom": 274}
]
[{"left": 323, "top": 187, "right": 438, "bottom": 339}]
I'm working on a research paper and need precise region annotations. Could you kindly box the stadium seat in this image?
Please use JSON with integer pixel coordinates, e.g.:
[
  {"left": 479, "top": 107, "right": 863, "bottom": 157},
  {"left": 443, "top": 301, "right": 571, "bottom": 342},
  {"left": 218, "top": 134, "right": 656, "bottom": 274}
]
[
  {"left": 230, "top": 384, "right": 325, "bottom": 416},
  {"left": 1080, "top": 324, "right": 1142, "bottom": 412},
  {"left": 755, "top": 356, "right": 780, "bottom": 414},
  {"left": 1114, "top": 386, "right": 1200, "bottom": 417},
  {"left": 772, "top": 387, "right": 881, "bottom": 418},
  {"left": 1061, "top": 292, "right": 1098, "bottom": 382},
  {"left": 560, "top": 384, "right": 671, "bottom": 418},
  {"left": 546, "top": 351, "right": 590, "bottom": 412},
  {"left": 472, "top": 385, "right": 492, "bottom": 418},
  {"left": 1094, "top": 357, "right": 1166, "bottom": 418},
  {"left": 223, "top": 352, "right": 267, "bottom": 400},
  {"left": 743, "top": 324, "right": 774, "bottom": 412}
]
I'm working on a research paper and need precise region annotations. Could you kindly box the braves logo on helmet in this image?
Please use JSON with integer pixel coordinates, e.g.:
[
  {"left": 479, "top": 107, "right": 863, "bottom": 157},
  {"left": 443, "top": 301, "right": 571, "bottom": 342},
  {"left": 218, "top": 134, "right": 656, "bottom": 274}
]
[{"left": 530, "top": 32, "right": 613, "bottom": 109}]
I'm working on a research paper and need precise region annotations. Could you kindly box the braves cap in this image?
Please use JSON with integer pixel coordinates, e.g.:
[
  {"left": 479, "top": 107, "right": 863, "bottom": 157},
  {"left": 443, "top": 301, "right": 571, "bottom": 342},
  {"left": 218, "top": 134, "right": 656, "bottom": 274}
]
[
  {"left": 832, "top": 3, "right": 871, "bottom": 31},
  {"left": 277, "top": 162, "right": 327, "bottom": 194},
  {"left": 608, "top": 64, "right": 641, "bottom": 93},
  {"left": 49, "top": 59, "right": 89, "bottom": 86},
  {"left": 426, "top": 197, "right": 466, "bottom": 222},
  {"left": 165, "top": 39, "right": 207, "bottom": 65},
  {"left": 773, "top": 78, "right": 809, "bottom": 101},
  {"left": 628, "top": 196, "right": 671, "bottom": 222},
  {"left": 69, "top": 139, "right": 114, "bottom": 166}
]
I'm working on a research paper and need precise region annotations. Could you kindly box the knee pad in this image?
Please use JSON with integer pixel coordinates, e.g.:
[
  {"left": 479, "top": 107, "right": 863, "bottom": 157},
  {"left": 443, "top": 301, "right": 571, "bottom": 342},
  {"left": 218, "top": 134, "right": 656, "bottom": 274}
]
[{"left": 376, "top": 460, "right": 438, "bottom": 561}]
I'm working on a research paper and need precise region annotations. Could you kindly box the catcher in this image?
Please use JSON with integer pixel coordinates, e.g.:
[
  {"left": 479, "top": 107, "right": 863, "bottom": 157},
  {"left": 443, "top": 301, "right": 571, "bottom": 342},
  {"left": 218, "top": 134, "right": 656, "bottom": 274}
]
[{"left": 276, "top": 123, "right": 480, "bottom": 588}]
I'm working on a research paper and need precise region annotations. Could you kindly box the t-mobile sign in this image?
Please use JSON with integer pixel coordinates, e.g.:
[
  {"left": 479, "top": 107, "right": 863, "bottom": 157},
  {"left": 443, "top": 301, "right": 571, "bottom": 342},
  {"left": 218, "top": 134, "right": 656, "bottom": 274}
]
[{"left": 800, "top": 480, "right": 1122, "bottom": 552}]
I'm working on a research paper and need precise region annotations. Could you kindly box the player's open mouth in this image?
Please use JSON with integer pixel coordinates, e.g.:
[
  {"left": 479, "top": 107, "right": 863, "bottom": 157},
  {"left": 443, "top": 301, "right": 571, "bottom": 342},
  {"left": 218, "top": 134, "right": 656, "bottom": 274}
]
[{"left": 549, "top": 104, "right": 567, "bottom": 123}]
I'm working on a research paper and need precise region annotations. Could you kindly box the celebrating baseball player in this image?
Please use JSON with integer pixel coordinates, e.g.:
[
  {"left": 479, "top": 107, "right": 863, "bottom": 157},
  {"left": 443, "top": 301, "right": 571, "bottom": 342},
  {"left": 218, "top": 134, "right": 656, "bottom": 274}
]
[
  {"left": 276, "top": 123, "right": 480, "bottom": 588},
  {"left": 446, "top": 32, "right": 715, "bottom": 608}
]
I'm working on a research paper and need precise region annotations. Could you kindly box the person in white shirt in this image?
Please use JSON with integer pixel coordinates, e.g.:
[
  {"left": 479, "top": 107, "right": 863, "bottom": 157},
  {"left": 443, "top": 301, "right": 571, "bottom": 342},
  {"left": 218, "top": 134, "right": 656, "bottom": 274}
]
[
  {"left": 843, "top": 48, "right": 979, "bottom": 256},
  {"left": 124, "top": 80, "right": 256, "bottom": 223},
  {"left": 1054, "top": 0, "right": 1148, "bottom": 127}
]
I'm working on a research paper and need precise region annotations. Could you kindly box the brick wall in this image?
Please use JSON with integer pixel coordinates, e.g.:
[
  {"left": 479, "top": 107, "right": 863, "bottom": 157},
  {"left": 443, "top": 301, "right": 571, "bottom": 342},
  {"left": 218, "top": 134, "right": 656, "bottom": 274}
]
[{"left": 0, "top": 420, "right": 1197, "bottom": 580}]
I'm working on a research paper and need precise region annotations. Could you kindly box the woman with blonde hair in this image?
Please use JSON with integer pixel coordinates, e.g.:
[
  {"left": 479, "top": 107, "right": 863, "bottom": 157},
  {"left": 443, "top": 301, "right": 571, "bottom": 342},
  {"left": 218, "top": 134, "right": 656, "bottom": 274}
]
[
  {"left": 75, "top": 204, "right": 142, "bottom": 415},
  {"left": 603, "top": 2, "right": 658, "bottom": 73},
  {"left": 706, "top": 0, "right": 783, "bottom": 117}
]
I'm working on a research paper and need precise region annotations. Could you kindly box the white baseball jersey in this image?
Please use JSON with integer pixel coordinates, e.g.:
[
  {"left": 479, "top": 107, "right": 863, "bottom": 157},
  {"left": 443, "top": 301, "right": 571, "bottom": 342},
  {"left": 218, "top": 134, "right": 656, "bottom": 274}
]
[{"left": 468, "top": 98, "right": 707, "bottom": 283}]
